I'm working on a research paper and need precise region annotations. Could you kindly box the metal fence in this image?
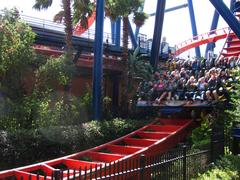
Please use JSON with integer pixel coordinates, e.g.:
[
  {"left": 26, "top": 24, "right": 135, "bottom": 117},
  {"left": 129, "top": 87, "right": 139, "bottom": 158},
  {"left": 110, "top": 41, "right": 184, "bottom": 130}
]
[{"left": 8, "top": 142, "right": 223, "bottom": 180}]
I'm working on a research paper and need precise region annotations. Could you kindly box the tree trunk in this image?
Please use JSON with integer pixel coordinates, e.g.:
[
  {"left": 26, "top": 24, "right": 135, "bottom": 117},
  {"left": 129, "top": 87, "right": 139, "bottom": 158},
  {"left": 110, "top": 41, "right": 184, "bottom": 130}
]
[
  {"left": 62, "top": 0, "right": 73, "bottom": 59},
  {"left": 120, "top": 16, "right": 129, "bottom": 116},
  {"left": 62, "top": 0, "right": 73, "bottom": 109},
  {"left": 122, "top": 16, "right": 129, "bottom": 61}
]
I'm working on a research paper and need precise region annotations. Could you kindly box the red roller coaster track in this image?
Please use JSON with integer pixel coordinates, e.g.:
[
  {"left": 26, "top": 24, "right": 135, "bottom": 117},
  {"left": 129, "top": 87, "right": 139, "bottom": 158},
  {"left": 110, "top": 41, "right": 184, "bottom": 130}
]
[
  {"left": 73, "top": 11, "right": 96, "bottom": 36},
  {"left": 0, "top": 118, "right": 192, "bottom": 179},
  {"left": 175, "top": 27, "right": 231, "bottom": 56},
  {"left": 73, "top": 0, "right": 96, "bottom": 36}
]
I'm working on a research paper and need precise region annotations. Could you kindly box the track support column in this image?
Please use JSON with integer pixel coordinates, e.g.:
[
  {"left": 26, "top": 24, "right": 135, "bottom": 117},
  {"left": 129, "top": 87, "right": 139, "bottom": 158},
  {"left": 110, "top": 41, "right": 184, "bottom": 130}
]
[
  {"left": 205, "top": 6, "right": 221, "bottom": 57},
  {"left": 111, "top": 20, "right": 116, "bottom": 44},
  {"left": 115, "top": 18, "right": 121, "bottom": 48},
  {"left": 187, "top": 0, "right": 201, "bottom": 57},
  {"left": 128, "top": 19, "right": 137, "bottom": 49},
  {"left": 92, "top": 0, "right": 105, "bottom": 120},
  {"left": 150, "top": 0, "right": 166, "bottom": 68}
]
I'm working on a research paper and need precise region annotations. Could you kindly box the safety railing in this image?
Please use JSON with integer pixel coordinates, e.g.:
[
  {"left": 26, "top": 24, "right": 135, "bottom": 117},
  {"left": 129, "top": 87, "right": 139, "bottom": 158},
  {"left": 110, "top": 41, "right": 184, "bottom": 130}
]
[
  {"left": 1, "top": 10, "right": 151, "bottom": 51},
  {"left": 20, "top": 13, "right": 149, "bottom": 50}
]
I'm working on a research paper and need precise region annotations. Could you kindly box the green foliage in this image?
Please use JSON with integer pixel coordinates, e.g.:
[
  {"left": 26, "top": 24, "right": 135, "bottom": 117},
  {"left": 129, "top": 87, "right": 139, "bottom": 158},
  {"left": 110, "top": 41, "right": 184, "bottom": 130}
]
[
  {"left": 36, "top": 94, "right": 82, "bottom": 127},
  {"left": 0, "top": 118, "right": 150, "bottom": 170},
  {"left": 128, "top": 47, "right": 153, "bottom": 82},
  {"left": 33, "top": 0, "right": 95, "bottom": 32},
  {"left": 196, "top": 155, "right": 240, "bottom": 179},
  {"left": 103, "top": 96, "right": 112, "bottom": 119},
  {"left": 190, "top": 114, "right": 213, "bottom": 148},
  {"left": 196, "top": 168, "right": 238, "bottom": 180},
  {"left": 133, "top": 11, "right": 148, "bottom": 27},
  {"left": 105, "top": 0, "right": 145, "bottom": 19},
  {"left": 224, "top": 70, "right": 240, "bottom": 126},
  {"left": 37, "top": 55, "right": 75, "bottom": 87},
  {"left": 0, "top": 9, "right": 78, "bottom": 131},
  {"left": 80, "top": 86, "right": 92, "bottom": 107},
  {"left": 78, "top": 86, "right": 92, "bottom": 121},
  {"left": 33, "top": 0, "right": 53, "bottom": 10},
  {"left": 72, "top": 0, "right": 95, "bottom": 28},
  {"left": 216, "top": 155, "right": 240, "bottom": 173},
  {"left": 0, "top": 8, "right": 36, "bottom": 99},
  {"left": 0, "top": 91, "right": 83, "bottom": 130}
]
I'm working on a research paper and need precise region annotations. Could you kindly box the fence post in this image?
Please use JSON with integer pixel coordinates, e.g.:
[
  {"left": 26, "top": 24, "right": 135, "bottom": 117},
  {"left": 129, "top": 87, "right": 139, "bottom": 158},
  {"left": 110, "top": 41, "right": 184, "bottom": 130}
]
[
  {"left": 53, "top": 170, "right": 61, "bottom": 180},
  {"left": 182, "top": 145, "right": 187, "bottom": 180},
  {"left": 140, "top": 154, "right": 145, "bottom": 180},
  {"left": 211, "top": 127, "right": 225, "bottom": 162}
]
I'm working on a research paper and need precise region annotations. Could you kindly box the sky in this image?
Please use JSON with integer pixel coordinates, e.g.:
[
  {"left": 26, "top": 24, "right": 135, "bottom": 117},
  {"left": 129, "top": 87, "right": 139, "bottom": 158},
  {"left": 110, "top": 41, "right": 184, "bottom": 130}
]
[{"left": 0, "top": 0, "right": 232, "bottom": 58}]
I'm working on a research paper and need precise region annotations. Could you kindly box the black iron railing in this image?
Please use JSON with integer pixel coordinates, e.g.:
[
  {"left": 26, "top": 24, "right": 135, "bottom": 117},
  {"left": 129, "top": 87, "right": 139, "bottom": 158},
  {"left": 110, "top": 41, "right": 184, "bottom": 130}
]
[{"left": 9, "top": 140, "right": 224, "bottom": 180}]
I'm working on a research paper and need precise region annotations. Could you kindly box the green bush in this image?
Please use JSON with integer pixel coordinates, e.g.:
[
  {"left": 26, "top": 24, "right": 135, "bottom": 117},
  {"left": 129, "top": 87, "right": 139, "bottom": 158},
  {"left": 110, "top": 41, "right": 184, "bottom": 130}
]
[
  {"left": 0, "top": 118, "right": 150, "bottom": 170},
  {"left": 196, "top": 155, "right": 240, "bottom": 179},
  {"left": 196, "top": 168, "right": 238, "bottom": 180},
  {"left": 190, "top": 115, "right": 212, "bottom": 149},
  {"left": 216, "top": 155, "right": 240, "bottom": 174}
]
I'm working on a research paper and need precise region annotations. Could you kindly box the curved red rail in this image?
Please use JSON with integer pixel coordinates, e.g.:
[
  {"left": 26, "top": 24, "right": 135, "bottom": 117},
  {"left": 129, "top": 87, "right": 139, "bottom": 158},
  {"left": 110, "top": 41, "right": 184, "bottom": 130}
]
[
  {"left": 175, "top": 27, "right": 231, "bottom": 56},
  {"left": 73, "top": 11, "right": 96, "bottom": 36},
  {"left": 73, "top": 0, "right": 96, "bottom": 36},
  {"left": 0, "top": 118, "right": 193, "bottom": 179}
]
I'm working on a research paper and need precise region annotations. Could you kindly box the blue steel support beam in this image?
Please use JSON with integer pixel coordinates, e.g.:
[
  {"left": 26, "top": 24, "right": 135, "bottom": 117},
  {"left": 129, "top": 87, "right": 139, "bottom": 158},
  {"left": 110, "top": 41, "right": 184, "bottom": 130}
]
[
  {"left": 115, "top": 18, "right": 121, "bottom": 48},
  {"left": 205, "top": 9, "right": 220, "bottom": 57},
  {"left": 150, "top": 0, "right": 166, "bottom": 68},
  {"left": 149, "top": 3, "right": 188, "bottom": 16},
  {"left": 165, "top": 3, "right": 188, "bottom": 13},
  {"left": 111, "top": 20, "right": 116, "bottom": 44},
  {"left": 136, "top": 4, "right": 188, "bottom": 46},
  {"left": 137, "top": 4, "right": 188, "bottom": 43},
  {"left": 209, "top": 0, "right": 240, "bottom": 39},
  {"left": 128, "top": 19, "right": 137, "bottom": 49},
  {"left": 187, "top": 0, "right": 201, "bottom": 57},
  {"left": 92, "top": 0, "right": 105, "bottom": 120}
]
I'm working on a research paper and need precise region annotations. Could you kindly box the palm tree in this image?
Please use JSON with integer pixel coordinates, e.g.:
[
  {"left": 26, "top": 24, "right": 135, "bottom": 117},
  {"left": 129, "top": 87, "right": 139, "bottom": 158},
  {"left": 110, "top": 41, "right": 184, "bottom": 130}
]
[
  {"left": 105, "top": 0, "right": 146, "bottom": 61},
  {"left": 33, "top": 0, "right": 94, "bottom": 59},
  {"left": 105, "top": 0, "right": 147, "bottom": 115}
]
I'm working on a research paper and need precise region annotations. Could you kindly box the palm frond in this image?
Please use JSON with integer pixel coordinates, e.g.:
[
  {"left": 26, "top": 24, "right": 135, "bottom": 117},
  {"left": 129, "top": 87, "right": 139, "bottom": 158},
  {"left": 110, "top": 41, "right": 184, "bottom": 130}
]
[
  {"left": 33, "top": 0, "right": 53, "bottom": 10},
  {"left": 72, "top": 0, "right": 95, "bottom": 28},
  {"left": 53, "top": 11, "right": 65, "bottom": 23}
]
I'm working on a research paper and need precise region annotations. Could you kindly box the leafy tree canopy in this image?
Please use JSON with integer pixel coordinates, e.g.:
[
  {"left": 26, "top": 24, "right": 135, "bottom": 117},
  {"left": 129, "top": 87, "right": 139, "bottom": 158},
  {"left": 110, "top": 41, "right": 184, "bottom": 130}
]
[
  {"left": 0, "top": 8, "right": 36, "bottom": 99},
  {"left": 105, "top": 0, "right": 144, "bottom": 20}
]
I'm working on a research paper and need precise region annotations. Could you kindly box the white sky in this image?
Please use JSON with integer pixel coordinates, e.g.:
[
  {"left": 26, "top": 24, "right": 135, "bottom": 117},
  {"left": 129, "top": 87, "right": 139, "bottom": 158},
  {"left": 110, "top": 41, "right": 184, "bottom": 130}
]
[{"left": 0, "top": 0, "right": 232, "bottom": 58}]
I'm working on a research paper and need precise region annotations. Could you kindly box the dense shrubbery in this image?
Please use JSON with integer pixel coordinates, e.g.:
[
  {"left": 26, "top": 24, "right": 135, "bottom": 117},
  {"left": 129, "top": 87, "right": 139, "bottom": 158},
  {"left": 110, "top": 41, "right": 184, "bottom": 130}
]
[
  {"left": 190, "top": 113, "right": 213, "bottom": 149},
  {"left": 196, "top": 155, "right": 240, "bottom": 179},
  {"left": 0, "top": 9, "right": 85, "bottom": 131},
  {"left": 0, "top": 118, "right": 149, "bottom": 170}
]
